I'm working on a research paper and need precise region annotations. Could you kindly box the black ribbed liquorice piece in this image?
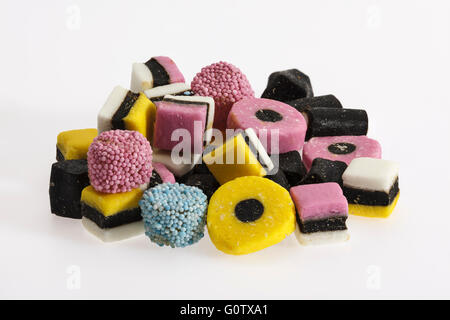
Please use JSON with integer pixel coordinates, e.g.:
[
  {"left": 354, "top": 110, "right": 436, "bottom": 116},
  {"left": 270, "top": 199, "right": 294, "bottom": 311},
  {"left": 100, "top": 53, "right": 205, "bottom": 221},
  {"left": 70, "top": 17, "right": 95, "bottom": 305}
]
[
  {"left": 265, "top": 169, "right": 290, "bottom": 190},
  {"left": 276, "top": 151, "right": 307, "bottom": 187},
  {"left": 297, "top": 215, "right": 348, "bottom": 234},
  {"left": 111, "top": 90, "right": 140, "bottom": 130},
  {"left": 183, "top": 173, "right": 220, "bottom": 200},
  {"left": 261, "top": 69, "right": 313, "bottom": 102},
  {"left": 300, "top": 158, "right": 347, "bottom": 188},
  {"left": 145, "top": 58, "right": 170, "bottom": 87},
  {"left": 234, "top": 199, "right": 264, "bottom": 223},
  {"left": 286, "top": 95, "right": 343, "bottom": 114},
  {"left": 49, "top": 160, "right": 90, "bottom": 219},
  {"left": 343, "top": 178, "right": 399, "bottom": 206},
  {"left": 305, "top": 107, "right": 368, "bottom": 140},
  {"left": 81, "top": 203, "right": 142, "bottom": 229}
]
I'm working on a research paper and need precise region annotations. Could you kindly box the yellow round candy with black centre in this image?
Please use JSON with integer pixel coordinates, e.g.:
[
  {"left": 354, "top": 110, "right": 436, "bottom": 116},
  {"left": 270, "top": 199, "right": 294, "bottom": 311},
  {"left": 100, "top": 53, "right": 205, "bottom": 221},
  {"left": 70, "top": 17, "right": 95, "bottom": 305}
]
[{"left": 207, "top": 176, "right": 296, "bottom": 255}]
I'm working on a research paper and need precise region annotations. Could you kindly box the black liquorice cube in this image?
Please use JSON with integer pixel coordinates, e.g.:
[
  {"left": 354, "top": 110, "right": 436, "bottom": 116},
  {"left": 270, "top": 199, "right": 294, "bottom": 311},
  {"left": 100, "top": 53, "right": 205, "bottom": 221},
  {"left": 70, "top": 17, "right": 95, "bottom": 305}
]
[
  {"left": 265, "top": 169, "right": 290, "bottom": 190},
  {"left": 274, "top": 151, "right": 307, "bottom": 187},
  {"left": 49, "top": 160, "right": 90, "bottom": 219}
]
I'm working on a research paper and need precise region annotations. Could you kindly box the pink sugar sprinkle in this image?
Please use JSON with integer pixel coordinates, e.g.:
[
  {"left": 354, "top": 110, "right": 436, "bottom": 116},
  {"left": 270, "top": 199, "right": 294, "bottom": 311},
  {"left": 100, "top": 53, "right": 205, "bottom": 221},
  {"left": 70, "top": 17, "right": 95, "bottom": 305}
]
[
  {"left": 191, "top": 61, "right": 254, "bottom": 132},
  {"left": 87, "top": 130, "right": 152, "bottom": 193}
]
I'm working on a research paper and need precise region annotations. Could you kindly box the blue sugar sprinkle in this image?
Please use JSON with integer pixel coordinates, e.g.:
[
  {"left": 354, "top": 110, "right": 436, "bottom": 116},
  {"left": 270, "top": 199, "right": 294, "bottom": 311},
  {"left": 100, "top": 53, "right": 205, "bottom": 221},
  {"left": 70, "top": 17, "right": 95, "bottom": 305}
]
[{"left": 139, "top": 183, "right": 208, "bottom": 248}]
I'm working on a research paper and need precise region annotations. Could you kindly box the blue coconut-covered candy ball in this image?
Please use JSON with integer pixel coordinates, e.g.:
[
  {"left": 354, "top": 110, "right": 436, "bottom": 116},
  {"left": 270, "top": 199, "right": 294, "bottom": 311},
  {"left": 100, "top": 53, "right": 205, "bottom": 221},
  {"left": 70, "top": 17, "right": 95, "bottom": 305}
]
[{"left": 139, "top": 183, "right": 208, "bottom": 248}]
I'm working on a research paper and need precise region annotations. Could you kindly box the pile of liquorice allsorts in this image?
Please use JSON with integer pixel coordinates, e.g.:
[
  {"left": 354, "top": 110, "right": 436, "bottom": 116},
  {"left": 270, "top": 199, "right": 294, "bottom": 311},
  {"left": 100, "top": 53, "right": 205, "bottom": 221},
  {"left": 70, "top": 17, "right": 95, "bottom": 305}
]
[{"left": 49, "top": 57, "right": 400, "bottom": 254}]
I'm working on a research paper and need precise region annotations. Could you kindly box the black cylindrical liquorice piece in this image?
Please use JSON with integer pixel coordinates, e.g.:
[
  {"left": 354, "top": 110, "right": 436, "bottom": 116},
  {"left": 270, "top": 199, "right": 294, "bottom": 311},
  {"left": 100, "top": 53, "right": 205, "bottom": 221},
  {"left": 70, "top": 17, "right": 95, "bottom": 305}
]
[
  {"left": 300, "top": 158, "right": 348, "bottom": 188},
  {"left": 286, "top": 95, "right": 343, "bottom": 114},
  {"left": 261, "top": 69, "right": 313, "bottom": 102},
  {"left": 305, "top": 107, "right": 368, "bottom": 140}
]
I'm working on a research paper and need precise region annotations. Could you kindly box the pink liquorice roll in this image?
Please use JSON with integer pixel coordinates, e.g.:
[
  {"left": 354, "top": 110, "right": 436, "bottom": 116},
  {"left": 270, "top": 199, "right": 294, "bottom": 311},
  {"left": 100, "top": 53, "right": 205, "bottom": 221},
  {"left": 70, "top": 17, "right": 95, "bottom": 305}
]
[
  {"left": 227, "top": 97, "right": 307, "bottom": 154},
  {"left": 290, "top": 182, "right": 349, "bottom": 245},
  {"left": 153, "top": 100, "right": 207, "bottom": 153},
  {"left": 87, "top": 130, "right": 153, "bottom": 193},
  {"left": 153, "top": 162, "right": 176, "bottom": 184},
  {"left": 302, "top": 136, "right": 382, "bottom": 170}
]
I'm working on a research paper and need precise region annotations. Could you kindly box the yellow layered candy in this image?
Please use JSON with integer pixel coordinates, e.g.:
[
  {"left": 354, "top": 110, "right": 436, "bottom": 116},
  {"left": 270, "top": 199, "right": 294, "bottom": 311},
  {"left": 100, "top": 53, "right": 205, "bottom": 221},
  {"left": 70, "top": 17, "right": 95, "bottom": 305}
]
[
  {"left": 203, "top": 134, "right": 267, "bottom": 185},
  {"left": 207, "top": 176, "right": 295, "bottom": 255},
  {"left": 122, "top": 93, "right": 156, "bottom": 141},
  {"left": 348, "top": 193, "right": 400, "bottom": 218},
  {"left": 81, "top": 186, "right": 143, "bottom": 217},
  {"left": 57, "top": 128, "right": 98, "bottom": 160},
  {"left": 348, "top": 192, "right": 400, "bottom": 218}
]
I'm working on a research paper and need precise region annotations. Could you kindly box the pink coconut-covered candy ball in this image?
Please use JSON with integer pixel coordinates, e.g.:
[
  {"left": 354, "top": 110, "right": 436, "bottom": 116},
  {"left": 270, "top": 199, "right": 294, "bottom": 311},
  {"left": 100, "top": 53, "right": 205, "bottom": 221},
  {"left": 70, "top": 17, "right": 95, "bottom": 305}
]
[
  {"left": 87, "top": 130, "right": 153, "bottom": 193},
  {"left": 191, "top": 61, "right": 254, "bottom": 132}
]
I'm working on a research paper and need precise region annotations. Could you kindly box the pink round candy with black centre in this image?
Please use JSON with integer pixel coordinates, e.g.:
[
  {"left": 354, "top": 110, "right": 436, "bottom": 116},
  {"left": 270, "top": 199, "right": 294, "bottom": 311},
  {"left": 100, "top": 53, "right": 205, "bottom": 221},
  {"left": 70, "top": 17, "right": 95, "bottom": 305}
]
[
  {"left": 191, "top": 61, "right": 254, "bottom": 132},
  {"left": 87, "top": 130, "right": 153, "bottom": 193},
  {"left": 302, "top": 136, "right": 382, "bottom": 170},
  {"left": 227, "top": 97, "right": 307, "bottom": 154}
]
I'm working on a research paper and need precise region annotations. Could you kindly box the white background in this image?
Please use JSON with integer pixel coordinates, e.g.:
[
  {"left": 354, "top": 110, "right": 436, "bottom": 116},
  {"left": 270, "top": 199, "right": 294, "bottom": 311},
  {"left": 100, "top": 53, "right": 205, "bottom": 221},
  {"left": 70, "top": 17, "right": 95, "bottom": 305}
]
[{"left": 0, "top": 0, "right": 449, "bottom": 299}]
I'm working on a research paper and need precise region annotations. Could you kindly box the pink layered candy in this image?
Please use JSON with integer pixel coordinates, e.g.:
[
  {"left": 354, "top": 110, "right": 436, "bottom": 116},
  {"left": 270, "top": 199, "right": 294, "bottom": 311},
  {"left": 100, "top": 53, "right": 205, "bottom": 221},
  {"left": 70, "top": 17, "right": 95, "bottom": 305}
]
[
  {"left": 153, "top": 101, "right": 207, "bottom": 153},
  {"left": 153, "top": 162, "right": 175, "bottom": 184},
  {"left": 227, "top": 97, "right": 307, "bottom": 154},
  {"left": 153, "top": 56, "right": 185, "bottom": 84},
  {"left": 302, "top": 135, "right": 382, "bottom": 170},
  {"left": 87, "top": 130, "right": 153, "bottom": 193},
  {"left": 290, "top": 183, "right": 348, "bottom": 221},
  {"left": 191, "top": 61, "right": 254, "bottom": 132}
]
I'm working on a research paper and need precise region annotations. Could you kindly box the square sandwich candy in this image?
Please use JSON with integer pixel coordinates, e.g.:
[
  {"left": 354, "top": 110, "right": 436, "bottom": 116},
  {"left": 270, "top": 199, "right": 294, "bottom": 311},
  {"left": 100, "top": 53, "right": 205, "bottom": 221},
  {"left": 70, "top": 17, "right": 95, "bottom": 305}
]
[
  {"left": 342, "top": 157, "right": 400, "bottom": 218},
  {"left": 130, "top": 56, "right": 185, "bottom": 93},
  {"left": 290, "top": 182, "right": 349, "bottom": 245},
  {"left": 81, "top": 186, "right": 144, "bottom": 242},
  {"left": 98, "top": 86, "right": 156, "bottom": 141},
  {"left": 153, "top": 95, "right": 214, "bottom": 152}
]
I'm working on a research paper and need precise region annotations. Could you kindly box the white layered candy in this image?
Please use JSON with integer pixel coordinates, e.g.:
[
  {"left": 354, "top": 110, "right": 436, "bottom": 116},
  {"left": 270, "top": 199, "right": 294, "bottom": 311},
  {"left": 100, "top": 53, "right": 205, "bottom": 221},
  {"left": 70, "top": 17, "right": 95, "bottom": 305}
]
[
  {"left": 97, "top": 85, "right": 128, "bottom": 133},
  {"left": 144, "top": 83, "right": 190, "bottom": 101},
  {"left": 163, "top": 94, "right": 215, "bottom": 145},
  {"left": 342, "top": 157, "right": 399, "bottom": 193},
  {"left": 130, "top": 63, "right": 153, "bottom": 93},
  {"left": 82, "top": 217, "right": 144, "bottom": 243}
]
